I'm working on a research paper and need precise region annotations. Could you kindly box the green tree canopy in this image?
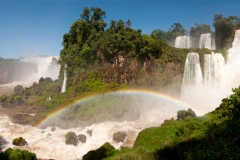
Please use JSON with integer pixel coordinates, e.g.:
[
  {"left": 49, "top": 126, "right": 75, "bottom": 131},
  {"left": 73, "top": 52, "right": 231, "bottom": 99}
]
[
  {"left": 213, "top": 14, "right": 240, "bottom": 49},
  {"left": 166, "top": 23, "right": 187, "bottom": 46}
]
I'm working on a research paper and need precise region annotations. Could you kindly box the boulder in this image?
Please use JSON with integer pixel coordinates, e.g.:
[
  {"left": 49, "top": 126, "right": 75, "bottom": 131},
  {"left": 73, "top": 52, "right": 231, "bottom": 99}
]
[
  {"left": 87, "top": 130, "right": 92, "bottom": 136},
  {"left": 113, "top": 131, "right": 127, "bottom": 143},
  {"left": 65, "top": 132, "right": 78, "bottom": 146},
  {"left": 78, "top": 134, "right": 87, "bottom": 143},
  {"left": 51, "top": 127, "right": 56, "bottom": 132}
]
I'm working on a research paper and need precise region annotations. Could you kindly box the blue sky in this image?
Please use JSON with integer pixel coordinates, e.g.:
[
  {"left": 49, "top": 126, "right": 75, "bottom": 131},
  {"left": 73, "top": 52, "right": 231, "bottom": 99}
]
[{"left": 0, "top": 0, "right": 240, "bottom": 59}]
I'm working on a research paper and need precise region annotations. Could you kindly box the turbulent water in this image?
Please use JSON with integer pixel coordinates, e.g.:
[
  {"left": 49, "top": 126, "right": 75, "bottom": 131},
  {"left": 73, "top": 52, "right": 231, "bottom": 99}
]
[
  {"left": 181, "top": 29, "right": 240, "bottom": 113},
  {"left": 199, "top": 33, "right": 216, "bottom": 50},
  {"left": 0, "top": 97, "right": 186, "bottom": 159},
  {"left": 174, "top": 36, "right": 191, "bottom": 48}
]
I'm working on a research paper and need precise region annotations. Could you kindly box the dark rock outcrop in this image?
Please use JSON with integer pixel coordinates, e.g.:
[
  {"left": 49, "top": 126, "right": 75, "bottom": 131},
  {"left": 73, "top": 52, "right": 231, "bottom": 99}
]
[
  {"left": 87, "top": 130, "right": 92, "bottom": 136},
  {"left": 78, "top": 134, "right": 87, "bottom": 143},
  {"left": 65, "top": 132, "right": 78, "bottom": 146},
  {"left": 51, "top": 127, "right": 56, "bottom": 132}
]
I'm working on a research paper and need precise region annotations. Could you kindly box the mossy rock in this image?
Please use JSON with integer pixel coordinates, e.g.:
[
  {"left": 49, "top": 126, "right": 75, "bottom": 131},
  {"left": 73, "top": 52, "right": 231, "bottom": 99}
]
[
  {"left": 113, "top": 131, "right": 127, "bottom": 143},
  {"left": 12, "top": 137, "right": 27, "bottom": 146},
  {"left": 65, "top": 131, "right": 78, "bottom": 146}
]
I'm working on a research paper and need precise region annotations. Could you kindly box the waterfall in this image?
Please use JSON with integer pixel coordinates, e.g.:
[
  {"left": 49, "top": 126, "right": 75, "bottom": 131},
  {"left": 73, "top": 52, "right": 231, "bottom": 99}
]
[
  {"left": 228, "top": 30, "right": 240, "bottom": 61},
  {"left": 181, "top": 29, "right": 240, "bottom": 113},
  {"left": 204, "top": 53, "right": 225, "bottom": 87},
  {"left": 175, "top": 36, "right": 191, "bottom": 48},
  {"left": 181, "top": 52, "right": 203, "bottom": 90},
  {"left": 61, "top": 64, "right": 67, "bottom": 93},
  {"left": 199, "top": 33, "right": 216, "bottom": 50},
  {"left": 21, "top": 56, "right": 60, "bottom": 83}
]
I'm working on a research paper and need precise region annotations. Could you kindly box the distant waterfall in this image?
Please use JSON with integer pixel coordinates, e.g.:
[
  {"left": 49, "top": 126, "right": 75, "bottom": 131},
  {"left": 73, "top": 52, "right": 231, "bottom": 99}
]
[
  {"left": 61, "top": 64, "right": 67, "bottom": 93},
  {"left": 204, "top": 53, "right": 225, "bottom": 87},
  {"left": 21, "top": 56, "right": 60, "bottom": 83},
  {"left": 181, "top": 52, "right": 203, "bottom": 92},
  {"left": 175, "top": 36, "right": 191, "bottom": 48},
  {"left": 199, "top": 33, "right": 216, "bottom": 50}
]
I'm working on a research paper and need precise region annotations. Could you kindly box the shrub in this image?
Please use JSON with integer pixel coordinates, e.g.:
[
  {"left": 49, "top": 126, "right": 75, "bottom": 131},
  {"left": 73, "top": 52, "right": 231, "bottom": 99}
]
[
  {"left": 82, "top": 142, "right": 115, "bottom": 160},
  {"left": 0, "top": 148, "right": 37, "bottom": 160},
  {"left": 177, "top": 108, "right": 196, "bottom": 120},
  {"left": 14, "top": 85, "right": 24, "bottom": 94},
  {"left": 0, "top": 94, "right": 7, "bottom": 102}
]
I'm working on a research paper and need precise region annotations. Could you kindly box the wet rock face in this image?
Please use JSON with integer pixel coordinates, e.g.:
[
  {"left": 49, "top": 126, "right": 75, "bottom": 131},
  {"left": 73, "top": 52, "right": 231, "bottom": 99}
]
[
  {"left": 78, "top": 134, "right": 87, "bottom": 143},
  {"left": 112, "top": 131, "right": 127, "bottom": 143},
  {"left": 65, "top": 132, "right": 78, "bottom": 146}
]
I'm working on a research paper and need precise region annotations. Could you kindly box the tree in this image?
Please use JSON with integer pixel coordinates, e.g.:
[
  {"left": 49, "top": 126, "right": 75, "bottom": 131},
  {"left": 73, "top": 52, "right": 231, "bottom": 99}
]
[
  {"left": 150, "top": 29, "right": 168, "bottom": 42},
  {"left": 213, "top": 14, "right": 240, "bottom": 49},
  {"left": 166, "top": 23, "right": 187, "bottom": 46},
  {"left": 177, "top": 108, "right": 196, "bottom": 120}
]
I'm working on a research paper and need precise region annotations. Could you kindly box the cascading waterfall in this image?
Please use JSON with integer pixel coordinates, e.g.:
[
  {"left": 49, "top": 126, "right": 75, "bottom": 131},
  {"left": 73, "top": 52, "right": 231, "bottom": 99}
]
[
  {"left": 199, "top": 33, "right": 216, "bottom": 50},
  {"left": 175, "top": 36, "right": 192, "bottom": 48},
  {"left": 181, "top": 52, "right": 203, "bottom": 92},
  {"left": 204, "top": 53, "right": 225, "bottom": 87},
  {"left": 181, "top": 29, "right": 240, "bottom": 113},
  {"left": 61, "top": 64, "right": 67, "bottom": 93},
  {"left": 227, "top": 30, "right": 240, "bottom": 62}
]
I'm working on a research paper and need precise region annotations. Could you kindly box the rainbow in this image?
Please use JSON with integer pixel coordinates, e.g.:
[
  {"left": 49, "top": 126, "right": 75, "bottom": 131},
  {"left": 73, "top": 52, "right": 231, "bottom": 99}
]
[{"left": 36, "top": 88, "right": 202, "bottom": 128}]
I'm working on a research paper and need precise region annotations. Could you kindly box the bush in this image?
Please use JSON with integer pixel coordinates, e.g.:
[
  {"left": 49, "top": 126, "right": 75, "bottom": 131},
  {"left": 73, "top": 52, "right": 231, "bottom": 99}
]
[
  {"left": 177, "top": 108, "right": 196, "bottom": 120},
  {"left": 0, "top": 94, "right": 7, "bottom": 102},
  {"left": 13, "top": 96, "right": 24, "bottom": 106},
  {"left": 0, "top": 148, "right": 37, "bottom": 160},
  {"left": 14, "top": 85, "right": 24, "bottom": 94},
  {"left": 82, "top": 142, "right": 115, "bottom": 160}
]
